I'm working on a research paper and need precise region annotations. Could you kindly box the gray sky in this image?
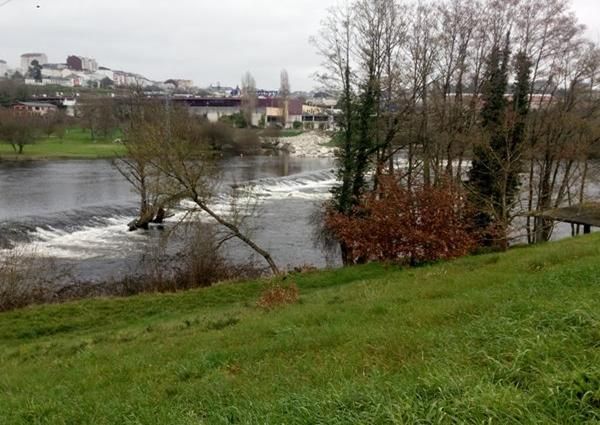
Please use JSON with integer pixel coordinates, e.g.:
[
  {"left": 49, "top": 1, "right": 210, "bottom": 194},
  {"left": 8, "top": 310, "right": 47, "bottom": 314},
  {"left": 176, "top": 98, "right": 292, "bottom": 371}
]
[{"left": 1, "top": 0, "right": 599, "bottom": 90}]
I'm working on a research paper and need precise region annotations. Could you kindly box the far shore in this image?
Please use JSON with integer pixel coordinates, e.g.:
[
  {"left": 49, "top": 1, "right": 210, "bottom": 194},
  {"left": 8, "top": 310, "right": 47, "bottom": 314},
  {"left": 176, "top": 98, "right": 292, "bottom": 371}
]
[{"left": 0, "top": 128, "right": 337, "bottom": 161}]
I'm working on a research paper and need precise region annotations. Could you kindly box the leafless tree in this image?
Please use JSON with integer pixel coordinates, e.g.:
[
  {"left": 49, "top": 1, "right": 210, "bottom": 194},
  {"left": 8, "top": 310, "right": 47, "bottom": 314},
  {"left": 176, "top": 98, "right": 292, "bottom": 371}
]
[
  {"left": 121, "top": 102, "right": 280, "bottom": 275},
  {"left": 241, "top": 71, "right": 257, "bottom": 127},
  {"left": 78, "top": 96, "right": 118, "bottom": 140},
  {"left": 114, "top": 95, "right": 174, "bottom": 230},
  {"left": 0, "top": 109, "right": 44, "bottom": 154},
  {"left": 279, "top": 69, "right": 291, "bottom": 126}
]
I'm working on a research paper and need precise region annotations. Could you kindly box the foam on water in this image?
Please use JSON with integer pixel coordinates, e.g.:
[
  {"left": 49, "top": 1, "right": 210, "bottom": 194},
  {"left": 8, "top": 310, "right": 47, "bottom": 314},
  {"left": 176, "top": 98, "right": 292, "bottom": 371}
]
[
  {"left": 2, "top": 168, "right": 337, "bottom": 261},
  {"left": 244, "top": 169, "right": 336, "bottom": 200}
]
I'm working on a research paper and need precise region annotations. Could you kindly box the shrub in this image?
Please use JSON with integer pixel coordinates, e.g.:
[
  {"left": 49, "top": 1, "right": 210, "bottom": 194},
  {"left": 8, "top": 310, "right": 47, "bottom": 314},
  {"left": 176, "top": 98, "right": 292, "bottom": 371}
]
[
  {"left": 232, "top": 129, "right": 262, "bottom": 154},
  {"left": 201, "top": 121, "right": 235, "bottom": 149},
  {"left": 0, "top": 224, "right": 264, "bottom": 312},
  {"left": 257, "top": 283, "right": 300, "bottom": 310},
  {"left": 293, "top": 121, "right": 303, "bottom": 130},
  {"left": 219, "top": 112, "right": 248, "bottom": 129},
  {"left": 325, "top": 177, "right": 477, "bottom": 266},
  {"left": 0, "top": 249, "right": 68, "bottom": 311}
]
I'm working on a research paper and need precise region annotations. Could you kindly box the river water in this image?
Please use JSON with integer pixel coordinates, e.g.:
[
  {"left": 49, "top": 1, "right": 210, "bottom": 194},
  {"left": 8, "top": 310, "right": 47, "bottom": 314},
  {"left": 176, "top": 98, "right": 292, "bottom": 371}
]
[
  {"left": 1, "top": 157, "right": 598, "bottom": 283},
  {"left": 0, "top": 156, "right": 337, "bottom": 282}
]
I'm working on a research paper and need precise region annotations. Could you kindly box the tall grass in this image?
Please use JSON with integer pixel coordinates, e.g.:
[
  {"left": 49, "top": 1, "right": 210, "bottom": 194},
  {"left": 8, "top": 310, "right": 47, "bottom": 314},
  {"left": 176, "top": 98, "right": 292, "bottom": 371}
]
[{"left": 1, "top": 236, "right": 599, "bottom": 423}]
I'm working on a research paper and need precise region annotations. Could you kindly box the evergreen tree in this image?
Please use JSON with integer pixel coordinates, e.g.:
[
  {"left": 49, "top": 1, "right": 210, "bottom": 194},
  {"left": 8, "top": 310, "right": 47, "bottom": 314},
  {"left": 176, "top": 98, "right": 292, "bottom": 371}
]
[
  {"left": 468, "top": 35, "right": 516, "bottom": 247},
  {"left": 469, "top": 34, "right": 532, "bottom": 248},
  {"left": 27, "top": 60, "right": 43, "bottom": 82},
  {"left": 511, "top": 51, "right": 532, "bottom": 152}
]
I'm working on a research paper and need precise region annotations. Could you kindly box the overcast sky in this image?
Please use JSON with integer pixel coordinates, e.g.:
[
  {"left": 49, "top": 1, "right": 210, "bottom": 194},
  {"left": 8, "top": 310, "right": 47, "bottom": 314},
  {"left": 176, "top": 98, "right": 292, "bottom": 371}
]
[{"left": 1, "top": 0, "right": 599, "bottom": 90}]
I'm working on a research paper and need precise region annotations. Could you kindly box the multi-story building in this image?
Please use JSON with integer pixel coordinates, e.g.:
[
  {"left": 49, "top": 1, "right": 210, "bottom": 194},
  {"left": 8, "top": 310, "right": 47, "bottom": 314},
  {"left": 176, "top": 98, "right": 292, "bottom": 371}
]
[
  {"left": 66, "top": 55, "right": 98, "bottom": 72},
  {"left": 112, "top": 70, "right": 152, "bottom": 87},
  {"left": 20, "top": 53, "right": 48, "bottom": 72}
]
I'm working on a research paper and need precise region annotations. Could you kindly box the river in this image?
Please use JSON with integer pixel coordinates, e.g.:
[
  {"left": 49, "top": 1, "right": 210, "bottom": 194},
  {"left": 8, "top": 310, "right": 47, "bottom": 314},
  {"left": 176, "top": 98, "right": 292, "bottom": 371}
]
[
  {"left": 0, "top": 156, "right": 338, "bottom": 282},
  {"left": 2, "top": 156, "right": 598, "bottom": 283}
]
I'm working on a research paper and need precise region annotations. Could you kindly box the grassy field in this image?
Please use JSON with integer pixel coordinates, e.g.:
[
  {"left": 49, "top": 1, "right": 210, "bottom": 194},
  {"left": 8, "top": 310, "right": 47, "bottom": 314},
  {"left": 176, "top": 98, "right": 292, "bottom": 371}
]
[
  {"left": 1, "top": 236, "right": 600, "bottom": 423},
  {"left": 0, "top": 128, "right": 306, "bottom": 160},
  {"left": 0, "top": 128, "right": 126, "bottom": 160}
]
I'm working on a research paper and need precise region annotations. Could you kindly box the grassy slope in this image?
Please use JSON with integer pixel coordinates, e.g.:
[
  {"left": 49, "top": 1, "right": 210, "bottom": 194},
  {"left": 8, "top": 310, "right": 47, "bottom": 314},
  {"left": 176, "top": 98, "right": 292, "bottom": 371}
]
[
  {"left": 0, "top": 128, "right": 126, "bottom": 159},
  {"left": 1, "top": 236, "right": 600, "bottom": 424}
]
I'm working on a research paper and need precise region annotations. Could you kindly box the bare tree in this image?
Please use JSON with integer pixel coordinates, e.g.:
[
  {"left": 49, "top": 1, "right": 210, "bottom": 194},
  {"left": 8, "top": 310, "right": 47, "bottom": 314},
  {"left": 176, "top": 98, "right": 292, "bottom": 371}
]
[
  {"left": 114, "top": 95, "right": 174, "bottom": 230},
  {"left": 241, "top": 71, "right": 257, "bottom": 128},
  {"left": 121, "top": 102, "right": 280, "bottom": 275},
  {"left": 279, "top": 69, "right": 291, "bottom": 127},
  {"left": 78, "top": 96, "right": 117, "bottom": 140},
  {"left": 0, "top": 109, "right": 44, "bottom": 154},
  {"left": 312, "top": 2, "right": 358, "bottom": 264}
]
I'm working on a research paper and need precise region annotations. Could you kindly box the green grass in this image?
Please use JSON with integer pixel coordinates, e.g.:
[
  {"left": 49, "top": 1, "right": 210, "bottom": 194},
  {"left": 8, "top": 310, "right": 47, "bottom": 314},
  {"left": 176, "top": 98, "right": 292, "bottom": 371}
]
[
  {"left": 0, "top": 128, "right": 126, "bottom": 159},
  {"left": 258, "top": 129, "right": 305, "bottom": 138},
  {"left": 279, "top": 129, "right": 305, "bottom": 138},
  {"left": 1, "top": 236, "right": 600, "bottom": 423}
]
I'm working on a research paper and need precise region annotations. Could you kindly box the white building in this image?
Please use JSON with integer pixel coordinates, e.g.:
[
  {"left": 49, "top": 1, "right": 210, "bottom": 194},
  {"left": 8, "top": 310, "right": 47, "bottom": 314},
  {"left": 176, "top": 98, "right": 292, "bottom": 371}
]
[
  {"left": 113, "top": 71, "right": 153, "bottom": 87},
  {"left": 41, "top": 63, "right": 68, "bottom": 78},
  {"left": 21, "top": 53, "right": 48, "bottom": 72},
  {"left": 81, "top": 57, "right": 98, "bottom": 72},
  {"left": 97, "top": 68, "right": 115, "bottom": 80},
  {"left": 25, "top": 74, "right": 82, "bottom": 88}
]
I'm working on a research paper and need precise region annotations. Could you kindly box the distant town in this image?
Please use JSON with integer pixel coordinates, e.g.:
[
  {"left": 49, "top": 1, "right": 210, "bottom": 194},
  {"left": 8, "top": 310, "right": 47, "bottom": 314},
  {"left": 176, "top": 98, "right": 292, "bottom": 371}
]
[{"left": 0, "top": 52, "right": 340, "bottom": 130}]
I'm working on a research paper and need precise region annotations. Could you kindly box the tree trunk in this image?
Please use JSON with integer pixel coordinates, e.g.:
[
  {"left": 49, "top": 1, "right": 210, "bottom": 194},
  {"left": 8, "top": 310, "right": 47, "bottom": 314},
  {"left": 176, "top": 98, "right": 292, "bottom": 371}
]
[{"left": 194, "top": 196, "right": 280, "bottom": 275}]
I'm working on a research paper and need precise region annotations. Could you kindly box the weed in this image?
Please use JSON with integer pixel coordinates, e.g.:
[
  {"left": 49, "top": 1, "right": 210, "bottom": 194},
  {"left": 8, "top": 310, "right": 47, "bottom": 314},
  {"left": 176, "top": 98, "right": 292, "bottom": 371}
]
[{"left": 257, "top": 283, "right": 300, "bottom": 310}]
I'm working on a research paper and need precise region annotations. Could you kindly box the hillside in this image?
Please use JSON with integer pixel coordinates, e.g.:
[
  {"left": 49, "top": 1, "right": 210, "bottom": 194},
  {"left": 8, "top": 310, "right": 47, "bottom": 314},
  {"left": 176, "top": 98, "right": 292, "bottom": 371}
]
[{"left": 1, "top": 236, "right": 600, "bottom": 424}]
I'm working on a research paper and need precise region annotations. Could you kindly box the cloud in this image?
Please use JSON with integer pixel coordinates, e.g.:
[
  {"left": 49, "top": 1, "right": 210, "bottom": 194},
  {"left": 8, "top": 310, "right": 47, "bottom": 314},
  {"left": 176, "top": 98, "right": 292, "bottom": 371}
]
[
  {"left": 1, "top": 0, "right": 598, "bottom": 90},
  {"left": 0, "top": 0, "right": 338, "bottom": 90}
]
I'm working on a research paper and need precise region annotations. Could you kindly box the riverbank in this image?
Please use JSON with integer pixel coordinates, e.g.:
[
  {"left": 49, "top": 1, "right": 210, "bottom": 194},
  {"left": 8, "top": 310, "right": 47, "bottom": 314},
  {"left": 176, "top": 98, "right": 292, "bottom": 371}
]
[
  {"left": 262, "top": 131, "right": 336, "bottom": 158},
  {"left": 0, "top": 128, "right": 126, "bottom": 160},
  {"left": 0, "top": 129, "right": 336, "bottom": 160},
  {"left": 281, "top": 131, "right": 336, "bottom": 158},
  {"left": 1, "top": 235, "right": 599, "bottom": 423}
]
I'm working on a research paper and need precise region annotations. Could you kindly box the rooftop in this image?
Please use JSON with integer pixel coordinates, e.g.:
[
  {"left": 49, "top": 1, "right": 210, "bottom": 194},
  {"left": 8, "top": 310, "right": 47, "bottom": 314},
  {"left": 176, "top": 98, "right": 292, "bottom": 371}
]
[
  {"left": 43, "top": 63, "right": 67, "bottom": 70},
  {"left": 16, "top": 101, "right": 58, "bottom": 108}
]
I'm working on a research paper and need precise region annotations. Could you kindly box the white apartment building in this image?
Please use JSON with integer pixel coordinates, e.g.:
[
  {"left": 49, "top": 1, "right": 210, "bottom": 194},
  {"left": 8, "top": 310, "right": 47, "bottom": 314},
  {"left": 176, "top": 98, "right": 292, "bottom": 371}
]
[
  {"left": 81, "top": 57, "right": 98, "bottom": 72},
  {"left": 0, "top": 60, "right": 7, "bottom": 77},
  {"left": 21, "top": 53, "right": 48, "bottom": 72}
]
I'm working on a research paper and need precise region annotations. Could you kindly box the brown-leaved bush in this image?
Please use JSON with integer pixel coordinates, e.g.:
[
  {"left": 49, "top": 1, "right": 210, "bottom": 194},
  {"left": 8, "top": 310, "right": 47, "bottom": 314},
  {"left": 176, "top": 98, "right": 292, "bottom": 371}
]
[
  {"left": 325, "top": 177, "right": 477, "bottom": 266},
  {"left": 257, "top": 283, "right": 300, "bottom": 311}
]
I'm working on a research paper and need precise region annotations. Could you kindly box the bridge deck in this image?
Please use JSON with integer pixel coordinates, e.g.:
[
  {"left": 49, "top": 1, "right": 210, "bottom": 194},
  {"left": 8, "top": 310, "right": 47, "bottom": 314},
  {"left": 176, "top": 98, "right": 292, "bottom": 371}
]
[{"left": 542, "top": 203, "right": 600, "bottom": 232}]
